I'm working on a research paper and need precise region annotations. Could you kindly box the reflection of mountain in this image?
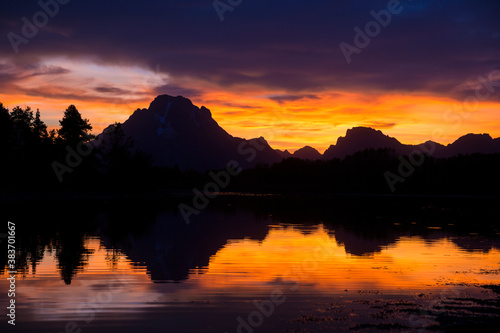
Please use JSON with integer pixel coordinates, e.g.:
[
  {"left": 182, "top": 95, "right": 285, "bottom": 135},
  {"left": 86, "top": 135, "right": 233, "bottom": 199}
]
[
  {"left": 94, "top": 196, "right": 500, "bottom": 283},
  {"left": 335, "top": 227, "right": 499, "bottom": 257},
  {"left": 3, "top": 196, "right": 500, "bottom": 284},
  {"left": 333, "top": 226, "right": 398, "bottom": 256},
  {"left": 98, "top": 209, "right": 270, "bottom": 282},
  {"left": 451, "top": 237, "right": 500, "bottom": 253},
  {"left": 218, "top": 195, "right": 500, "bottom": 256}
]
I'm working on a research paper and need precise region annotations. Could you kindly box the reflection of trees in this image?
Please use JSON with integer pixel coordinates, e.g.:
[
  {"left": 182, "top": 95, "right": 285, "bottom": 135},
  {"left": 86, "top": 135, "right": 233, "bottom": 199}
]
[
  {"left": 0, "top": 232, "right": 51, "bottom": 278},
  {"left": 55, "top": 234, "right": 93, "bottom": 285},
  {"left": 0, "top": 230, "right": 94, "bottom": 285},
  {"left": 2, "top": 195, "right": 500, "bottom": 286},
  {"left": 105, "top": 248, "right": 122, "bottom": 271},
  {"left": 2, "top": 201, "right": 98, "bottom": 283},
  {"left": 26, "top": 241, "right": 46, "bottom": 276}
]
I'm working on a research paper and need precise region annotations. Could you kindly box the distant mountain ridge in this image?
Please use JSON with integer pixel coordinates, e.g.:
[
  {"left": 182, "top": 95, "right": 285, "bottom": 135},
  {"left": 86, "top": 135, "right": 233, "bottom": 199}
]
[
  {"left": 323, "top": 127, "right": 500, "bottom": 159},
  {"left": 96, "top": 95, "right": 500, "bottom": 171}
]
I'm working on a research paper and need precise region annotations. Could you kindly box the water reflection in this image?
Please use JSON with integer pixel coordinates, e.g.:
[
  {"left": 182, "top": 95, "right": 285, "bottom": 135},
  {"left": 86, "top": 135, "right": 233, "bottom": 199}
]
[{"left": 1, "top": 196, "right": 499, "bottom": 330}]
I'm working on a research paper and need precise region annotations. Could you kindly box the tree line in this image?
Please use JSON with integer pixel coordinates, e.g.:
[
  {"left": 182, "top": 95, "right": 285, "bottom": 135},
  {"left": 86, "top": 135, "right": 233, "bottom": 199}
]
[{"left": 0, "top": 102, "right": 152, "bottom": 190}]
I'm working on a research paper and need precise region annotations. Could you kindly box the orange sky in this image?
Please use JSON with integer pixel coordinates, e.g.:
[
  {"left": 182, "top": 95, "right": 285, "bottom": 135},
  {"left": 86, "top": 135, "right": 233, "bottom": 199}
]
[{"left": 2, "top": 60, "right": 500, "bottom": 153}]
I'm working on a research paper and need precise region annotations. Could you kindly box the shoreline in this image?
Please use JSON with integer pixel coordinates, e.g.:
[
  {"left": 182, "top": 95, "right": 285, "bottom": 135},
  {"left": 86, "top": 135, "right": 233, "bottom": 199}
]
[{"left": 1, "top": 189, "right": 499, "bottom": 203}]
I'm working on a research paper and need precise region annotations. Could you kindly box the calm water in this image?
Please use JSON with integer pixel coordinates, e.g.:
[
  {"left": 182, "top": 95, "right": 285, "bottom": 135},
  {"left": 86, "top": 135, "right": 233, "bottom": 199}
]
[{"left": 1, "top": 195, "right": 499, "bottom": 332}]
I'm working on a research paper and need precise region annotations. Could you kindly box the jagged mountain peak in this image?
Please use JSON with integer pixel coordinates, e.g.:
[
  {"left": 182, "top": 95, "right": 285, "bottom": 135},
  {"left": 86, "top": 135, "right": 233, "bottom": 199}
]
[
  {"left": 339, "top": 126, "right": 401, "bottom": 145},
  {"left": 450, "top": 133, "right": 493, "bottom": 145},
  {"left": 445, "top": 132, "right": 499, "bottom": 156},
  {"left": 145, "top": 94, "right": 214, "bottom": 132},
  {"left": 275, "top": 149, "right": 292, "bottom": 159},
  {"left": 102, "top": 94, "right": 281, "bottom": 170},
  {"left": 324, "top": 127, "right": 402, "bottom": 159}
]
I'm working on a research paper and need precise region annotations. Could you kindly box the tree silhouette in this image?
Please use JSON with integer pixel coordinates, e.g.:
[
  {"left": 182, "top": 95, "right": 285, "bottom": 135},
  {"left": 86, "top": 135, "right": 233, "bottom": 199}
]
[
  {"left": 32, "top": 109, "right": 48, "bottom": 142},
  {"left": 103, "top": 122, "right": 132, "bottom": 171},
  {"left": 96, "top": 122, "right": 152, "bottom": 187},
  {"left": 0, "top": 103, "right": 11, "bottom": 155},
  {"left": 10, "top": 105, "right": 35, "bottom": 150},
  {"left": 48, "top": 129, "right": 57, "bottom": 144},
  {"left": 58, "top": 105, "right": 93, "bottom": 145}
]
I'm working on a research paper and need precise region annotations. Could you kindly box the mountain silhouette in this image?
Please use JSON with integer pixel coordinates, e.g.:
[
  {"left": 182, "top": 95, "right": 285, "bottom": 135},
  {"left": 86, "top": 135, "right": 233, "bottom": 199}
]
[
  {"left": 96, "top": 95, "right": 281, "bottom": 171},
  {"left": 323, "top": 127, "right": 410, "bottom": 159},
  {"left": 323, "top": 126, "right": 500, "bottom": 160},
  {"left": 292, "top": 146, "right": 322, "bottom": 160},
  {"left": 443, "top": 133, "right": 500, "bottom": 157},
  {"left": 275, "top": 149, "right": 292, "bottom": 159},
  {"left": 96, "top": 96, "right": 500, "bottom": 171}
]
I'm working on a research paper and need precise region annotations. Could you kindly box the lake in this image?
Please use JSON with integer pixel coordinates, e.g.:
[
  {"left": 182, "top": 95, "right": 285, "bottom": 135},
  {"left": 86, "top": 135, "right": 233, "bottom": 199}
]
[{"left": 1, "top": 195, "right": 499, "bottom": 332}]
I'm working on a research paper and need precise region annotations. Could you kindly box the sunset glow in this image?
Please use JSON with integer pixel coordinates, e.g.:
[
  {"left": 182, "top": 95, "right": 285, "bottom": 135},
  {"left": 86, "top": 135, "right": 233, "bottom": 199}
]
[
  {"left": 2, "top": 1, "right": 500, "bottom": 332},
  {"left": 1, "top": 58, "right": 500, "bottom": 152}
]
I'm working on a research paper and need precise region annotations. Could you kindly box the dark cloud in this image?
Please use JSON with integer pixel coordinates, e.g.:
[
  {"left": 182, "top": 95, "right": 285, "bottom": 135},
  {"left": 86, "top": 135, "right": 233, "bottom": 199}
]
[
  {"left": 0, "top": 0, "right": 499, "bottom": 100},
  {"left": 19, "top": 85, "right": 145, "bottom": 105},
  {"left": 269, "top": 94, "right": 319, "bottom": 104},
  {"left": 361, "top": 122, "right": 396, "bottom": 129},
  {"left": 152, "top": 83, "right": 203, "bottom": 99},
  {"left": 30, "top": 65, "right": 70, "bottom": 76},
  {"left": 206, "top": 101, "right": 262, "bottom": 109},
  {"left": 94, "top": 85, "right": 132, "bottom": 95},
  {"left": 0, "top": 61, "right": 70, "bottom": 80}
]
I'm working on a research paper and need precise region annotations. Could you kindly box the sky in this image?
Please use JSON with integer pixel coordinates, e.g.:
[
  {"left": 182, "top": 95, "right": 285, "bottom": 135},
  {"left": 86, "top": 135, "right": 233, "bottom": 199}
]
[{"left": 1, "top": 0, "right": 500, "bottom": 152}]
